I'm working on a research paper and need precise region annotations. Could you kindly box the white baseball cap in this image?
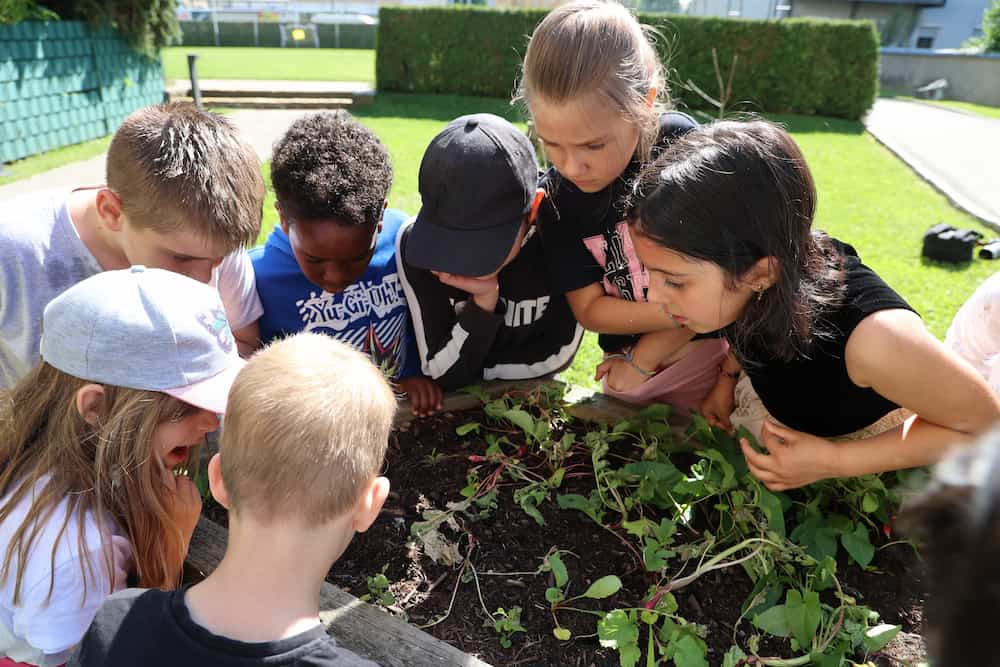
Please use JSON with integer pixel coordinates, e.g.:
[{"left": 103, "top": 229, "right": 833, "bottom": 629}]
[{"left": 39, "top": 266, "right": 245, "bottom": 414}]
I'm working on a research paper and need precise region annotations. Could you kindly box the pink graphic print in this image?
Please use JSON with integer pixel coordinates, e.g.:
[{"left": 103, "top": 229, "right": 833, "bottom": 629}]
[{"left": 581, "top": 220, "right": 649, "bottom": 302}]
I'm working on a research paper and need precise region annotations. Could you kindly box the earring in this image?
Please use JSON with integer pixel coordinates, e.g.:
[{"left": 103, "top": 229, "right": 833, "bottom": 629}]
[{"left": 754, "top": 284, "right": 765, "bottom": 301}]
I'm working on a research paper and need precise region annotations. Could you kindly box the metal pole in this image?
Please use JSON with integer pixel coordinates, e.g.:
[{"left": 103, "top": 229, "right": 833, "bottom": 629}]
[
  {"left": 212, "top": 0, "right": 220, "bottom": 47},
  {"left": 187, "top": 54, "right": 203, "bottom": 109}
]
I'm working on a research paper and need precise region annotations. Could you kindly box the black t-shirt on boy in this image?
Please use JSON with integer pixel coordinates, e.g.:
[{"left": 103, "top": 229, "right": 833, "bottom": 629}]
[
  {"left": 69, "top": 587, "right": 379, "bottom": 667},
  {"left": 537, "top": 111, "right": 698, "bottom": 353}
]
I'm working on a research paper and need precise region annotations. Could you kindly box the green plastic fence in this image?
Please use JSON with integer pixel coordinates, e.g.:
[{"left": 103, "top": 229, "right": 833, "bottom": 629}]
[
  {"left": 0, "top": 20, "right": 165, "bottom": 163},
  {"left": 178, "top": 21, "right": 376, "bottom": 49}
]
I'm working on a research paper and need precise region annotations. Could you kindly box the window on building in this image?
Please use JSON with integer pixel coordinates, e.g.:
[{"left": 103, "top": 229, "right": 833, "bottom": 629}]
[{"left": 916, "top": 35, "right": 935, "bottom": 48}]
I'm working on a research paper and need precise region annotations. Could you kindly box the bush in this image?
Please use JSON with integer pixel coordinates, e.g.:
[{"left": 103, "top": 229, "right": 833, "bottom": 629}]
[
  {"left": 985, "top": 0, "right": 1000, "bottom": 53},
  {"left": 376, "top": 7, "right": 878, "bottom": 120},
  {"left": 0, "top": 0, "right": 58, "bottom": 23},
  {"left": 35, "top": 0, "right": 179, "bottom": 53}
]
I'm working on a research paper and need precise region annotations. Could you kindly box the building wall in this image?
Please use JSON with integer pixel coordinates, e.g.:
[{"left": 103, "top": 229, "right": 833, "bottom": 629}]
[
  {"left": 881, "top": 48, "right": 1000, "bottom": 105},
  {"left": 916, "top": 0, "right": 990, "bottom": 48}
]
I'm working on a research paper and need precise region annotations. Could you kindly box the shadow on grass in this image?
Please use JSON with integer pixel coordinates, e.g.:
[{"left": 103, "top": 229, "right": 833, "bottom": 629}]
[
  {"left": 354, "top": 92, "right": 528, "bottom": 123},
  {"left": 918, "top": 256, "right": 993, "bottom": 273}
]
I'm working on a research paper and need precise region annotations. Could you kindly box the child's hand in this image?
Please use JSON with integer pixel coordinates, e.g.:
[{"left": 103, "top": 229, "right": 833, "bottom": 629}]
[
  {"left": 432, "top": 272, "right": 500, "bottom": 312},
  {"left": 398, "top": 376, "right": 443, "bottom": 418},
  {"left": 164, "top": 470, "right": 203, "bottom": 542},
  {"left": 739, "top": 420, "right": 839, "bottom": 491},
  {"left": 700, "top": 379, "right": 736, "bottom": 432},
  {"left": 595, "top": 357, "right": 651, "bottom": 393}
]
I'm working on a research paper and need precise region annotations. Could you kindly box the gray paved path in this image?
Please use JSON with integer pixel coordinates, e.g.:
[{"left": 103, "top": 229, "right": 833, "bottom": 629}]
[
  {"left": 864, "top": 98, "right": 1000, "bottom": 230},
  {"left": 0, "top": 108, "right": 341, "bottom": 201}
]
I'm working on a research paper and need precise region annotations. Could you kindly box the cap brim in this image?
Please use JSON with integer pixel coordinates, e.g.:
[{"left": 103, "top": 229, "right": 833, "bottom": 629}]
[
  {"left": 163, "top": 358, "right": 245, "bottom": 415},
  {"left": 405, "top": 209, "right": 523, "bottom": 276}
]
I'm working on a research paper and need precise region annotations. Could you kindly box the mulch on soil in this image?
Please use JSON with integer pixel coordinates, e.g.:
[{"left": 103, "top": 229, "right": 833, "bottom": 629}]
[{"left": 202, "top": 407, "right": 928, "bottom": 667}]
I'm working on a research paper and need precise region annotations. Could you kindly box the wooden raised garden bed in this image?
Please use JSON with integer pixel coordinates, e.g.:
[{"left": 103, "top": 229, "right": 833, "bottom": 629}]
[{"left": 186, "top": 380, "right": 928, "bottom": 667}]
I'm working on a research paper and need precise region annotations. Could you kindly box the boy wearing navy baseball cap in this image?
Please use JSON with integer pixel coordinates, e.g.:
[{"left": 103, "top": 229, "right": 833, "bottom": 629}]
[{"left": 396, "top": 114, "right": 583, "bottom": 390}]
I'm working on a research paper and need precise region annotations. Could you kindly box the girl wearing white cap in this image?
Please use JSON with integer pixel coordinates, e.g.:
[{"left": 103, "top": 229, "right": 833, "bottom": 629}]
[{"left": 0, "top": 266, "right": 244, "bottom": 667}]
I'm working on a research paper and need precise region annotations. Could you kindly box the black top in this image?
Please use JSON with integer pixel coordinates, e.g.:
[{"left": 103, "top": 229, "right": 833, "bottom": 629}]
[
  {"left": 735, "top": 241, "right": 915, "bottom": 438},
  {"left": 69, "top": 587, "right": 379, "bottom": 667},
  {"left": 397, "top": 218, "right": 583, "bottom": 391},
  {"left": 537, "top": 111, "right": 698, "bottom": 353}
]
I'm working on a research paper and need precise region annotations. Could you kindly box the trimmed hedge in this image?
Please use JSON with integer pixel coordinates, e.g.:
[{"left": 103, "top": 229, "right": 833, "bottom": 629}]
[{"left": 376, "top": 7, "right": 878, "bottom": 120}]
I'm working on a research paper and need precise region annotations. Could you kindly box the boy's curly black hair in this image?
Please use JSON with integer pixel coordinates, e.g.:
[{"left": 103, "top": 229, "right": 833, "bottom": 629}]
[{"left": 271, "top": 111, "right": 392, "bottom": 227}]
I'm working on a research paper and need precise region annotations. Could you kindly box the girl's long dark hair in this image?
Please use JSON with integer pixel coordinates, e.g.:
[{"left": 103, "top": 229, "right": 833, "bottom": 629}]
[{"left": 627, "top": 120, "right": 845, "bottom": 362}]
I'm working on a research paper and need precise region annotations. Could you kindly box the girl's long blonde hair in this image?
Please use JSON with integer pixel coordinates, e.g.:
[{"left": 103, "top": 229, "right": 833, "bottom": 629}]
[
  {"left": 0, "top": 362, "right": 192, "bottom": 606},
  {"left": 516, "top": 0, "right": 668, "bottom": 161}
]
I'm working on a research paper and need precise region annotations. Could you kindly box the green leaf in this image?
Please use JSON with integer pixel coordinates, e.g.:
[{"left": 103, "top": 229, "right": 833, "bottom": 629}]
[
  {"left": 754, "top": 604, "right": 790, "bottom": 637},
  {"left": 548, "top": 552, "right": 568, "bottom": 588},
  {"left": 790, "top": 516, "right": 839, "bottom": 562},
  {"left": 861, "top": 492, "right": 879, "bottom": 513},
  {"left": 557, "top": 492, "right": 605, "bottom": 523},
  {"left": 503, "top": 408, "right": 539, "bottom": 442},
  {"left": 455, "top": 422, "right": 480, "bottom": 436},
  {"left": 654, "top": 518, "right": 676, "bottom": 544},
  {"left": 553, "top": 627, "right": 572, "bottom": 641},
  {"left": 862, "top": 623, "right": 900, "bottom": 653},
  {"left": 757, "top": 486, "right": 787, "bottom": 539},
  {"left": 583, "top": 575, "right": 622, "bottom": 599},
  {"left": 785, "top": 590, "right": 821, "bottom": 649},
  {"left": 598, "top": 610, "right": 641, "bottom": 667},
  {"left": 841, "top": 522, "right": 875, "bottom": 568},
  {"left": 623, "top": 518, "right": 654, "bottom": 538},
  {"left": 545, "top": 586, "right": 564, "bottom": 604},
  {"left": 642, "top": 544, "right": 671, "bottom": 572},
  {"left": 809, "top": 647, "right": 847, "bottom": 667},
  {"left": 548, "top": 467, "right": 566, "bottom": 488},
  {"left": 703, "top": 448, "right": 737, "bottom": 491},
  {"left": 670, "top": 634, "right": 709, "bottom": 667},
  {"left": 722, "top": 646, "right": 748, "bottom": 667}
]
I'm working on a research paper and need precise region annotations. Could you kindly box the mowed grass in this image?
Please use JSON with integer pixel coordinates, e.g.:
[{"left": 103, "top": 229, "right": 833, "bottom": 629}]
[
  {"left": 161, "top": 46, "right": 375, "bottom": 82},
  {"left": 0, "top": 135, "right": 111, "bottom": 186},
  {"left": 879, "top": 91, "right": 1000, "bottom": 121},
  {"left": 253, "top": 93, "right": 994, "bottom": 389}
]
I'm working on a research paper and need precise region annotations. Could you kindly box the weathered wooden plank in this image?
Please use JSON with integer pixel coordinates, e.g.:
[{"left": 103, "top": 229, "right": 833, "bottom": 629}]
[
  {"left": 187, "top": 517, "right": 493, "bottom": 667},
  {"left": 393, "top": 378, "right": 559, "bottom": 425}
]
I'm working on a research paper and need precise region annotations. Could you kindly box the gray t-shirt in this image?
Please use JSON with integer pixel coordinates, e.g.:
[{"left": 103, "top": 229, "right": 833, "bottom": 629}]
[{"left": 0, "top": 189, "right": 263, "bottom": 389}]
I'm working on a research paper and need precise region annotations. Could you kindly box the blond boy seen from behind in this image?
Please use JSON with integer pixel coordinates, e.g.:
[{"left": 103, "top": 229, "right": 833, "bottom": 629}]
[{"left": 71, "top": 334, "right": 393, "bottom": 666}]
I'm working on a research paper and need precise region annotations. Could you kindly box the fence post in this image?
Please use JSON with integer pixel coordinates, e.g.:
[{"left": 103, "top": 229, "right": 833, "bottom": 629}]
[{"left": 187, "top": 54, "right": 202, "bottom": 109}]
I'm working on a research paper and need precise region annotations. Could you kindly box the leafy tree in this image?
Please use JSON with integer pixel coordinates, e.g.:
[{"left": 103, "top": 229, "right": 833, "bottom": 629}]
[
  {"left": 0, "top": 0, "right": 58, "bottom": 23},
  {"left": 38, "top": 0, "right": 179, "bottom": 53},
  {"left": 984, "top": 0, "right": 1000, "bottom": 52}
]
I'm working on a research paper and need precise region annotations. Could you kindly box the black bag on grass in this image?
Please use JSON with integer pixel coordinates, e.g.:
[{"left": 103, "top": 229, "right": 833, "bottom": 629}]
[{"left": 922, "top": 223, "right": 983, "bottom": 263}]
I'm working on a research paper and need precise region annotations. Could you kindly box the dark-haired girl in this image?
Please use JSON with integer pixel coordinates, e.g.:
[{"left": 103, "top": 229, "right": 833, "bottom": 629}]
[{"left": 627, "top": 120, "right": 1000, "bottom": 491}]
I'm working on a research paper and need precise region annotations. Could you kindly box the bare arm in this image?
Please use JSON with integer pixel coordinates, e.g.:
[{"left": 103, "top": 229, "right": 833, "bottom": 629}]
[
  {"left": 566, "top": 282, "right": 678, "bottom": 334},
  {"left": 833, "top": 309, "right": 1000, "bottom": 474},
  {"left": 741, "top": 309, "right": 1000, "bottom": 490},
  {"left": 232, "top": 320, "right": 260, "bottom": 358}
]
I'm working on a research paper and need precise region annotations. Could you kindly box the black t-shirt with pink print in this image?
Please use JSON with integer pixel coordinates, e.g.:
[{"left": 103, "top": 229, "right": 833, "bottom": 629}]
[{"left": 537, "top": 111, "right": 697, "bottom": 353}]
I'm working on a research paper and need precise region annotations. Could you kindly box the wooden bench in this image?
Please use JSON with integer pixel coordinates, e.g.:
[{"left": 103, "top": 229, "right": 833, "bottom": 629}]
[{"left": 915, "top": 78, "right": 948, "bottom": 100}]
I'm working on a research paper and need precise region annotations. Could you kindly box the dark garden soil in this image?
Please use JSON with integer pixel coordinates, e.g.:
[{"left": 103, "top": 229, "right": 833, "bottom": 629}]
[{"left": 204, "top": 408, "right": 928, "bottom": 667}]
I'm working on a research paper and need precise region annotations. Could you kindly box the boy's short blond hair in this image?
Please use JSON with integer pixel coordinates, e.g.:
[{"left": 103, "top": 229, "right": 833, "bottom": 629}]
[
  {"left": 220, "top": 333, "right": 396, "bottom": 524},
  {"left": 106, "top": 102, "right": 265, "bottom": 252}
]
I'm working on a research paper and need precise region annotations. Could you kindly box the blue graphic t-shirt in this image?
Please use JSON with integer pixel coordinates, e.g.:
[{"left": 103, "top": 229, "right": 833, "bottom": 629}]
[{"left": 250, "top": 209, "right": 420, "bottom": 380}]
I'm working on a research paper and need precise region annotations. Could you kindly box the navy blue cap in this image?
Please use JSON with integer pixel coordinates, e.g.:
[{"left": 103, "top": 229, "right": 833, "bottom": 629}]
[{"left": 406, "top": 114, "right": 538, "bottom": 276}]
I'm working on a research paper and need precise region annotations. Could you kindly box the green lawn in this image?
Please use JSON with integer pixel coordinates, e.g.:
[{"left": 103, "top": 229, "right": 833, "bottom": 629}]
[
  {"left": 0, "top": 135, "right": 111, "bottom": 186},
  {"left": 879, "top": 91, "right": 1000, "bottom": 121},
  {"left": 161, "top": 46, "right": 375, "bottom": 82},
  {"left": 252, "top": 93, "right": 996, "bottom": 389}
]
